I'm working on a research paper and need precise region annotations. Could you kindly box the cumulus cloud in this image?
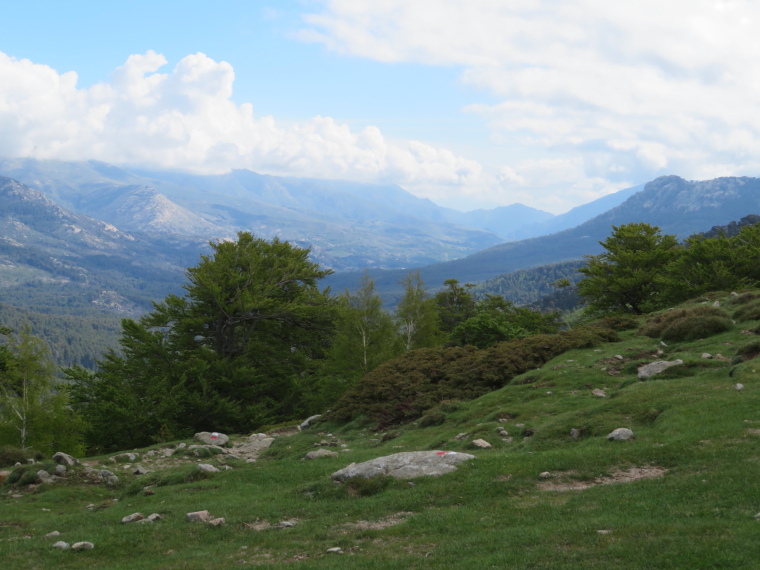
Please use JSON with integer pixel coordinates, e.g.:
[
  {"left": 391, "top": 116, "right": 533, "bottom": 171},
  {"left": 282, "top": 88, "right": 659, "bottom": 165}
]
[
  {"left": 300, "top": 0, "right": 760, "bottom": 209},
  {"left": 0, "top": 49, "right": 481, "bottom": 198}
]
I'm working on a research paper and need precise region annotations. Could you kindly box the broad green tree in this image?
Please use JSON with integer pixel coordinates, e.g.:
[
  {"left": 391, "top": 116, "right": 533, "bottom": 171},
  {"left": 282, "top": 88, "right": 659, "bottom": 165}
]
[
  {"left": 69, "top": 232, "right": 339, "bottom": 451},
  {"left": 578, "top": 223, "right": 679, "bottom": 315},
  {"left": 433, "top": 279, "right": 477, "bottom": 333}
]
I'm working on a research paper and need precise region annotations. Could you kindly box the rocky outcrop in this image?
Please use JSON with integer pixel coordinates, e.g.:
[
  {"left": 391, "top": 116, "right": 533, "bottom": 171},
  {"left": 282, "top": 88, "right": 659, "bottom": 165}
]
[
  {"left": 638, "top": 360, "right": 683, "bottom": 380},
  {"left": 332, "top": 451, "right": 475, "bottom": 482},
  {"left": 194, "top": 432, "right": 229, "bottom": 446}
]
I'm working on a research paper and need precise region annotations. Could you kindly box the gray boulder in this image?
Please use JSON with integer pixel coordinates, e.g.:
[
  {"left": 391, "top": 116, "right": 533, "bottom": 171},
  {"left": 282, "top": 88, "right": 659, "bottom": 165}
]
[
  {"left": 305, "top": 449, "right": 339, "bottom": 460},
  {"left": 332, "top": 451, "right": 475, "bottom": 481},
  {"left": 637, "top": 360, "right": 683, "bottom": 380},
  {"left": 300, "top": 414, "right": 322, "bottom": 430},
  {"left": 607, "top": 428, "right": 635, "bottom": 441},
  {"left": 52, "top": 452, "right": 79, "bottom": 466},
  {"left": 194, "top": 431, "right": 230, "bottom": 446}
]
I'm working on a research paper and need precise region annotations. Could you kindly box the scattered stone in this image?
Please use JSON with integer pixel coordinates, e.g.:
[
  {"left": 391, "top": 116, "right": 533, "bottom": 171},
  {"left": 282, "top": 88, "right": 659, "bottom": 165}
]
[
  {"left": 713, "top": 300, "right": 721, "bottom": 307},
  {"left": 592, "top": 389, "right": 607, "bottom": 398},
  {"left": 208, "top": 517, "right": 226, "bottom": 527},
  {"left": 637, "top": 359, "right": 683, "bottom": 380},
  {"left": 52, "top": 452, "right": 79, "bottom": 466},
  {"left": 110, "top": 452, "right": 140, "bottom": 463},
  {"left": 702, "top": 353, "right": 713, "bottom": 359},
  {"left": 122, "top": 513, "right": 144, "bottom": 524},
  {"left": 52, "top": 541, "right": 70, "bottom": 549},
  {"left": 516, "top": 423, "right": 525, "bottom": 428},
  {"left": 304, "top": 449, "right": 339, "bottom": 460},
  {"left": 177, "top": 443, "right": 187, "bottom": 449},
  {"left": 133, "top": 466, "right": 149, "bottom": 475},
  {"left": 660, "top": 341, "right": 667, "bottom": 347},
  {"left": 278, "top": 520, "right": 297, "bottom": 528},
  {"left": 147, "top": 513, "right": 162, "bottom": 522},
  {"left": 454, "top": 432, "right": 469, "bottom": 441},
  {"left": 614, "top": 355, "right": 624, "bottom": 360},
  {"left": 194, "top": 431, "right": 229, "bottom": 446},
  {"left": 54, "top": 465, "right": 67, "bottom": 476},
  {"left": 735, "top": 383, "right": 745, "bottom": 391},
  {"left": 45, "top": 531, "right": 61, "bottom": 539},
  {"left": 72, "top": 542, "right": 94, "bottom": 550},
  {"left": 197, "top": 464, "right": 220, "bottom": 473},
  {"left": 496, "top": 427, "right": 508, "bottom": 436},
  {"left": 187, "top": 510, "right": 211, "bottom": 523},
  {"left": 539, "top": 471, "right": 551, "bottom": 479},
  {"left": 37, "top": 470, "right": 54, "bottom": 484},
  {"left": 607, "top": 428, "right": 635, "bottom": 441},
  {"left": 753, "top": 512, "right": 760, "bottom": 520},
  {"left": 332, "top": 450, "right": 475, "bottom": 481},
  {"left": 85, "top": 504, "right": 95, "bottom": 510},
  {"left": 300, "top": 414, "right": 322, "bottom": 430},
  {"left": 471, "top": 439, "right": 492, "bottom": 449},
  {"left": 597, "top": 529, "right": 612, "bottom": 535},
  {"left": 326, "top": 547, "right": 343, "bottom": 554},
  {"left": 570, "top": 428, "right": 581, "bottom": 440}
]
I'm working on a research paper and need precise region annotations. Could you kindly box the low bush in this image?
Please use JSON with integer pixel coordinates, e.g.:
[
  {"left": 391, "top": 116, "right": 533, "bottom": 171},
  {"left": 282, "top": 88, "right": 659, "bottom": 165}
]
[
  {"left": 0, "top": 446, "right": 40, "bottom": 468},
  {"left": 639, "top": 306, "right": 731, "bottom": 338},
  {"left": 733, "top": 299, "right": 760, "bottom": 322},
  {"left": 661, "top": 315, "right": 734, "bottom": 342},
  {"left": 727, "top": 291, "right": 760, "bottom": 305},
  {"left": 736, "top": 340, "right": 760, "bottom": 361},
  {"left": 593, "top": 315, "right": 639, "bottom": 331}
]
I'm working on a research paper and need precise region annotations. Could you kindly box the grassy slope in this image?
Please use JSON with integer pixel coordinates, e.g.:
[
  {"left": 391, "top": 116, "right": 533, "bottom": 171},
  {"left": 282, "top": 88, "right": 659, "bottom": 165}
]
[{"left": 1, "top": 292, "right": 759, "bottom": 569}]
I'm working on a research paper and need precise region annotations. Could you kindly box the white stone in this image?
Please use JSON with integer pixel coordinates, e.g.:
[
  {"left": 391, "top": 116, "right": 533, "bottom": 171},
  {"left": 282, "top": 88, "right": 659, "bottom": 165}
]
[
  {"left": 197, "top": 464, "right": 220, "bottom": 473},
  {"left": 607, "top": 428, "right": 634, "bottom": 441},
  {"left": 72, "top": 541, "right": 94, "bottom": 550},
  {"left": 122, "top": 513, "right": 144, "bottom": 524},
  {"left": 51, "top": 541, "right": 70, "bottom": 549},
  {"left": 187, "top": 510, "right": 211, "bottom": 523},
  {"left": 471, "top": 439, "right": 492, "bottom": 449}
]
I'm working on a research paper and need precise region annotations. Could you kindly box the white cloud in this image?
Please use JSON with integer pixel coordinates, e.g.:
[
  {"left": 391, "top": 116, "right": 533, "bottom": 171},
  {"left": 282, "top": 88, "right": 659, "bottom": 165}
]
[
  {"left": 300, "top": 0, "right": 760, "bottom": 209},
  {"left": 0, "top": 49, "right": 482, "bottom": 202}
]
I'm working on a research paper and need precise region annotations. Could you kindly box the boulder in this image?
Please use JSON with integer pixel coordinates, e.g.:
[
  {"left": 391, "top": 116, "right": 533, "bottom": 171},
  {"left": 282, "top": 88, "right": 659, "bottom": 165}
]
[
  {"left": 51, "top": 541, "right": 70, "bottom": 549},
  {"left": 607, "top": 428, "right": 635, "bottom": 441},
  {"left": 52, "top": 452, "right": 79, "bottom": 466},
  {"left": 72, "top": 542, "right": 94, "bottom": 550},
  {"left": 122, "top": 513, "right": 144, "bottom": 524},
  {"left": 637, "top": 360, "right": 683, "bottom": 380},
  {"left": 194, "top": 432, "right": 229, "bottom": 446},
  {"left": 197, "top": 464, "right": 220, "bottom": 473},
  {"left": 300, "top": 414, "right": 322, "bottom": 430},
  {"left": 592, "top": 388, "right": 607, "bottom": 398},
  {"left": 331, "top": 450, "right": 475, "bottom": 482},
  {"left": 471, "top": 439, "right": 492, "bottom": 449},
  {"left": 187, "top": 510, "right": 211, "bottom": 523}
]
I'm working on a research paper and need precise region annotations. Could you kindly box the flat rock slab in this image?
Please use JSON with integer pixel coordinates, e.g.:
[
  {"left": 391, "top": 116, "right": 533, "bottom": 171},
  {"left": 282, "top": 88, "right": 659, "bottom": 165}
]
[
  {"left": 194, "top": 432, "right": 229, "bottom": 446},
  {"left": 637, "top": 360, "right": 683, "bottom": 380},
  {"left": 331, "top": 451, "right": 475, "bottom": 481}
]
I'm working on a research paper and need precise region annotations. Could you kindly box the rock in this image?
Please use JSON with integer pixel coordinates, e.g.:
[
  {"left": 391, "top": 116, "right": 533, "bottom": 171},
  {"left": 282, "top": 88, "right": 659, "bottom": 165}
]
[
  {"left": 637, "top": 360, "right": 683, "bottom": 380},
  {"left": 194, "top": 432, "right": 229, "bottom": 446},
  {"left": 304, "top": 449, "right": 339, "bottom": 460},
  {"left": 326, "top": 547, "right": 343, "bottom": 554},
  {"left": 72, "top": 542, "right": 94, "bottom": 550},
  {"left": 300, "top": 414, "right": 322, "bottom": 430},
  {"left": 122, "top": 513, "right": 144, "bottom": 524},
  {"left": 713, "top": 300, "right": 721, "bottom": 307},
  {"left": 702, "top": 353, "right": 713, "bottom": 359},
  {"left": 146, "top": 513, "right": 161, "bottom": 522},
  {"left": 597, "top": 529, "right": 612, "bottom": 535},
  {"left": 332, "top": 450, "right": 475, "bottom": 482},
  {"left": 110, "top": 452, "right": 140, "bottom": 463},
  {"left": 592, "top": 388, "right": 607, "bottom": 398},
  {"left": 51, "top": 541, "right": 70, "bottom": 549},
  {"left": 208, "top": 517, "right": 226, "bottom": 527},
  {"left": 607, "top": 428, "right": 634, "bottom": 441},
  {"left": 45, "top": 531, "right": 61, "bottom": 539},
  {"left": 516, "top": 423, "right": 525, "bottom": 428},
  {"left": 278, "top": 520, "right": 297, "bottom": 528},
  {"left": 539, "top": 471, "right": 551, "bottom": 479},
  {"left": 197, "top": 464, "right": 220, "bottom": 473},
  {"left": 54, "top": 465, "right": 67, "bottom": 476},
  {"left": 570, "top": 428, "right": 581, "bottom": 440},
  {"left": 133, "top": 466, "right": 149, "bottom": 475},
  {"left": 52, "top": 452, "right": 79, "bottom": 466},
  {"left": 187, "top": 510, "right": 211, "bottom": 523},
  {"left": 454, "top": 432, "right": 469, "bottom": 441},
  {"left": 36, "top": 470, "right": 53, "bottom": 484},
  {"left": 177, "top": 443, "right": 187, "bottom": 449},
  {"left": 471, "top": 439, "right": 492, "bottom": 449},
  {"left": 735, "top": 383, "right": 745, "bottom": 391}
]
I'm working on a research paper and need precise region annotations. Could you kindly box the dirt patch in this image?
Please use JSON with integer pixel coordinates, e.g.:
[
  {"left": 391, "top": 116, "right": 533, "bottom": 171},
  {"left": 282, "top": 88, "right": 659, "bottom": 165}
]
[
  {"left": 538, "top": 466, "right": 667, "bottom": 491},
  {"left": 336, "top": 512, "right": 414, "bottom": 533}
]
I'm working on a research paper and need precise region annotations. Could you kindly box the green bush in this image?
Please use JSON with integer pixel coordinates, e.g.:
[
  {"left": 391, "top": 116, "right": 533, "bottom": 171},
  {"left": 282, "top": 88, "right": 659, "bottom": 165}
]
[
  {"left": 0, "top": 446, "right": 41, "bottom": 468},
  {"left": 4, "top": 461, "right": 57, "bottom": 487},
  {"left": 593, "top": 315, "right": 639, "bottom": 331},
  {"left": 661, "top": 315, "right": 734, "bottom": 342},
  {"left": 733, "top": 300, "right": 760, "bottom": 322},
  {"left": 727, "top": 291, "right": 760, "bottom": 305},
  {"left": 639, "top": 306, "right": 730, "bottom": 338},
  {"left": 736, "top": 340, "right": 760, "bottom": 361}
]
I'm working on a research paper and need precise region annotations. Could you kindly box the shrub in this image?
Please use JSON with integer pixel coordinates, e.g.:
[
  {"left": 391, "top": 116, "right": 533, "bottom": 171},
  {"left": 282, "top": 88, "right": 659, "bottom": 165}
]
[
  {"left": 661, "top": 315, "right": 734, "bottom": 342},
  {"left": 0, "top": 446, "right": 39, "bottom": 468},
  {"left": 736, "top": 340, "right": 760, "bottom": 361},
  {"left": 593, "top": 315, "right": 639, "bottom": 331},
  {"left": 639, "top": 306, "right": 731, "bottom": 338},
  {"left": 728, "top": 291, "right": 760, "bottom": 305},
  {"left": 733, "top": 300, "right": 760, "bottom": 322}
]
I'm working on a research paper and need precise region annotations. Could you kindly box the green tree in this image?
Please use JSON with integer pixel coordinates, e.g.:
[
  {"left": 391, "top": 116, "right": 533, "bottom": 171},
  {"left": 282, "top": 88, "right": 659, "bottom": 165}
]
[
  {"left": 69, "top": 232, "right": 338, "bottom": 451},
  {"left": 396, "top": 271, "right": 441, "bottom": 351},
  {"left": 578, "top": 223, "right": 680, "bottom": 315},
  {"left": 0, "top": 326, "right": 84, "bottom": 455},
  {"left": 433, "top": 279, "right": 477, "bottom": 333}
]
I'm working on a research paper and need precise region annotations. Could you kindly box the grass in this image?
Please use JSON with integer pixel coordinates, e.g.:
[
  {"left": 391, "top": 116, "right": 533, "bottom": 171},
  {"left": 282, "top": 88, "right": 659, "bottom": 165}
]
[{"left": 1, "top": 291, "right": 760, "bottom": 568}]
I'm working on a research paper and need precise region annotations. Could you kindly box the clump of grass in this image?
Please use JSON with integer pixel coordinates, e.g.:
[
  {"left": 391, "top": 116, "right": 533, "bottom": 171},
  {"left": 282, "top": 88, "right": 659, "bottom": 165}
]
[
  {"left": 736, "top": 340, "right": 760, "bottom": 361},
  {"left": 733, "top": 299, "right": 760, "bottom": 322},
  {"left": 3, "top": 461, "right": 58, "bottom": 487},
  {"left": 121, "top": 464, "right": 215, "bottom": 497},
  {"left": 639, "top": 306, "right": 732, "bottom": 340},
  {"left": 593, "top": 315, "right": 639, "bottom": 331},
  {"left": 727, "top": 291, "right": 760, "bottom": 305}
]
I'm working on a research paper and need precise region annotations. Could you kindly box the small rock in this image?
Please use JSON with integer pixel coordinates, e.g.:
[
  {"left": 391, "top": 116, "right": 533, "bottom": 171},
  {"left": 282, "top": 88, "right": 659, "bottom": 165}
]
[
  {"left": 597, "top": 529, "right": 612, "bottom": 535},
  {"left": 326, "top": 547, "right": 343, "bottom": 554},
  {"left": 592, "top": 388, "right": 607, "bottom": 398},
  {"left": 54, "top": 465, "right": 67, "bottom": 476},
  {"left": 660, "top": 341, "right": 667, "bottom": 347},
  {"left": 72, "top": 542, "right": 94, "bottom": 550},
  {"left": 110, "top": 452, "right": 140, "bottom": 463},
  {"left": 37, "top": 470, "right": 53, "bottom": 484},
  {"left": 278, "top": 520, "right": 296, "bottom": 528},
  {"left": 304, "top": 449, "right": 339, "bottom": 460},
  {"left": 133, "top": 466, "right": 149, "bottom": 475},
  {"left": 607, "top": 428, "right": 634, "bottom": 441},
  {"left": 177, "top": 443, "right": 187, "bottom": 449},
  {"left": 713, "top": 300, "right": 720, "bottom": 307},
  {"left": 735, "top": 383, "right": 745, "bottom": 391},
  {"left": 539, "top": 471, "right": 551, "bottom": 479},
  {"left": 471, "top": 439, "right": 492, "bottom": 449},
  {"left": 187, "top": 510, "right": 211, "bottom": 523},
  {"left": 702, "top": 353, "right": 713, "bottom": 359},
  {"left": 515, "top": 423, "right": 525, "bottom": 428},
  {"left": 52, "top": 452, "right": 79, "bottom": 466},
  {"left": 300, "top": 414, "right": 322, "bottom": 430},
  {"left": 454, "top": 433, "right": 469, "bottom": 441},
  {"left": 45, "top": 531, "right": 61, "bottom": 539},
  {"left": 85, "top": 504, "right": 95, "bottom": 510},
  {"left": 208, "top": 517, "right": 226, "bottom": 527},
  {"left": 637, "top": 360, "right": 683, "bottom": 380},
  {"left": 614, "top": 355, "right": 624, "bottom": 360},
  {"left": 197, "top": 464, "right": 220, "bottom": 473},
  {"left": 570, "top": 428, "right": 581, "bottom": 440},
  {"left": 147, "top": 513, "right": 162, "bottom": 522},
  {"left": 194, "top": 431, "right": 230, "bottom": 446},
  {"left": 122, "top": 513, "right": 144, "bottom": 524},
  {"left": 51, "top": 541, "right": 70, "bottom": 549}
]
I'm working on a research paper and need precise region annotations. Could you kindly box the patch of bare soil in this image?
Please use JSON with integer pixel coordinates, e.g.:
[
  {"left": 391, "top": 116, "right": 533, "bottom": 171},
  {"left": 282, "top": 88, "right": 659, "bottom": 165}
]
[
  {"left": 336, "top": 512, "right": 414, "bottom": 533},
  {"left": 538, "top": 466, "right": 667, "bottom": 491}
]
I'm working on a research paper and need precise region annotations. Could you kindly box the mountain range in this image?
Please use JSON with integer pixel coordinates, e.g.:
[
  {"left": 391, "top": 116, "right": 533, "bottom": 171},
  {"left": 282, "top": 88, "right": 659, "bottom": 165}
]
[{"left": 1, "top": 157, "right": 759, "bottom": 316}]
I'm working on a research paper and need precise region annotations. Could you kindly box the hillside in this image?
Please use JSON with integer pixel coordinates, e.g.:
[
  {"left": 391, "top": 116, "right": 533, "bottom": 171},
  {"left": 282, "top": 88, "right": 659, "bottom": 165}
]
[
  {"left": 326, "top": 175, "right": 760, "bottom": 298},
  {"left": 2, "top": 291, "right": 759, "bottom": 568}
]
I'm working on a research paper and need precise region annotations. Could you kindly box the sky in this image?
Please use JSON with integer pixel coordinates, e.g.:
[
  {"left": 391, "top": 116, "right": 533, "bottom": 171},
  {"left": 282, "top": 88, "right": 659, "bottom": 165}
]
[{"left": 1, "top": 1, "right": 759, "bottom": 214}]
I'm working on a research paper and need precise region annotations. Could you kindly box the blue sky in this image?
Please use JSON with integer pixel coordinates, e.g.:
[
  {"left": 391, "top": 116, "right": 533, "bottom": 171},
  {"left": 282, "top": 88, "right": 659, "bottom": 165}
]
[{"left": 2, "top": 1, "right": 758, "bottom": 213}]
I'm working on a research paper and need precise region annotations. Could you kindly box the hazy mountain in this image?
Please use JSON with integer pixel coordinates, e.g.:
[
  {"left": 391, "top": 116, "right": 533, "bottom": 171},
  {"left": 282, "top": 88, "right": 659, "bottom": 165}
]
[
  {"left": 441, "top": 203, "right": 554, "bottom": 240},
  {"left": 325, "top": 175, "right": 760, "bottom": 298}
]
